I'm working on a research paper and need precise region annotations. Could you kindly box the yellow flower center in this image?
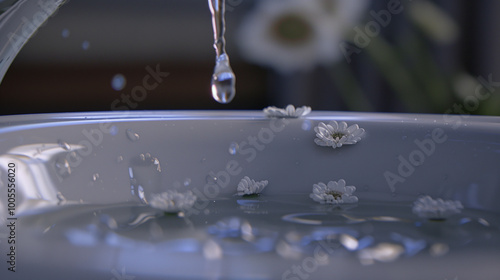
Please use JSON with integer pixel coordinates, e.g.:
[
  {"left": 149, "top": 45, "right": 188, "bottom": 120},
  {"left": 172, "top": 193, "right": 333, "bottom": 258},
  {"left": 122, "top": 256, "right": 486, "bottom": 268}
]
[
  {"left": 326, "top": 191, "right": 343, "bottom": 200},
  {"left": 331, "top": 132, "right": 345, "bottom": 140},
  {"left": 271, "top": 13, "right": 313, "bottom": 46}
]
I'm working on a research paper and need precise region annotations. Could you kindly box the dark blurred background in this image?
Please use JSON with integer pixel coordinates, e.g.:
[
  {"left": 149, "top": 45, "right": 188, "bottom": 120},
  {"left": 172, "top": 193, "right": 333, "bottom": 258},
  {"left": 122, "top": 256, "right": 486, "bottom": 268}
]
[{"left": 0, "top": 0, "right": 499, "bottom": 115}]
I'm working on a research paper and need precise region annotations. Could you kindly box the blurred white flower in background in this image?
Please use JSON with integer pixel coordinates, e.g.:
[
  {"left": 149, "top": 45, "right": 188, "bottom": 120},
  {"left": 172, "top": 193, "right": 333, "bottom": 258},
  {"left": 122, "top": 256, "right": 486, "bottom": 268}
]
[{"left": 237, "top": 0, "right": 369, "bottom": 74}]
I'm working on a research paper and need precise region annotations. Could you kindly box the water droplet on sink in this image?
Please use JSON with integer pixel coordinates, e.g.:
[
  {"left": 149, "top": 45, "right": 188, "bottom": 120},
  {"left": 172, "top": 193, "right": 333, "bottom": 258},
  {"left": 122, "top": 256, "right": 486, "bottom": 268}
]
[
  {"left": 228, "top": 142, "right": 239, "bottom": 155},
  {"left": 109, "top": 125, "right": 119, "bottom": 136},
  {"left": 92, "top": 173, "right": 100, "bottom": 182},
  {"left": 126, "top": 129, "right": 140, "bottom": 142},
  {"left": 116, "top": 156, "right": 124, "bottom": 163},
  {"left": 137, "top": 185, "right": 146, "bottom": 203},
  {"left": 58, "top": 140, "right": 71, "bottom": 151},
  {"left": 56, "top": 192, "right": 66, "bottom": 205},
  {"left": 55, "top": 157, "right": 71, "bottom": 178},
  {"left": 206, "top": 174, "right": 218, "bottom": 184}
]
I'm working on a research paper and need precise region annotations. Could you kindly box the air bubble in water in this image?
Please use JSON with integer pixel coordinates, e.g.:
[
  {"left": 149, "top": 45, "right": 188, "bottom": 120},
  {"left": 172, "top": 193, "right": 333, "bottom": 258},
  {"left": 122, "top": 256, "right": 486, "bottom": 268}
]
[
  {"left": 228, "top": 142, "right": 239, "bottom": 155},
  {"left": 111, "top": 74, "right": 127, "bottom": 91},
  {"left": 126, "top": 129, "right": 140, "bottom": 142}
]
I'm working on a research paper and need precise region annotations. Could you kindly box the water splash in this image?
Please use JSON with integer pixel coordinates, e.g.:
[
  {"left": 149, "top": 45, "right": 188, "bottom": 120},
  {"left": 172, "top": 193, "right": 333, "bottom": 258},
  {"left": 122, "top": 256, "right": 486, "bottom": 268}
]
[{"left": 209, "top": 0, "right": 236, "bottom": 104}]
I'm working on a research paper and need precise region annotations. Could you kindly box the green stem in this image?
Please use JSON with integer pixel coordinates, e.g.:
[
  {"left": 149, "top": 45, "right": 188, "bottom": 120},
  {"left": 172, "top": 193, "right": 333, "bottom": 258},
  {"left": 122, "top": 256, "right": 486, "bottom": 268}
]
[{"left": 365, "top": 36, "right": 429, "bottom": 112}]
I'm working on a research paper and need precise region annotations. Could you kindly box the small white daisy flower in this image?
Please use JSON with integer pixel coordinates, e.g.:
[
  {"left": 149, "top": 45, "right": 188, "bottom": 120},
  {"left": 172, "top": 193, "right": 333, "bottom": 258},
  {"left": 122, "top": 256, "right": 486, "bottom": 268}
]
[
  {"left": 237, "top": 0, "right": 369, "bottom": 73},
  {"left": 310, "top": 179, "right": 358, "bottom": 204},
  {"left": 237, "top": 176, "right": 269, "bottom": 196},
  {"left": 149, "top": 190, "right": 197, "bottom": 213},
  {"left": 314, "top": 121, "right": 364, "bottom": 148},
  {"left": 412, "top": 196, "right": 463, "bottom": 220},
  {"left": 264, "top": 104, "right": 311, "bottom": 118}
]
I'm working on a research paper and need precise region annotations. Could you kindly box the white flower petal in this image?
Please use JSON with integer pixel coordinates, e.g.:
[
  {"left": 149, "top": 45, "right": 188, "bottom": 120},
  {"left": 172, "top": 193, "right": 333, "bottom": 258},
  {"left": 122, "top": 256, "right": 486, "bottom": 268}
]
[
  {"left": 314, "top": 121, "right": 365, "bottom": 148},
  {"left": 149, "top": 190, "right": 197, "bottom": 212},
  {"left": 264, "top": 105, "right": 311, "bottom": 118},
  {"left": 236, "top": 176, "right": 268, "bottom": 196},
  {"left": 412, "top": 196, "right": 463, "bottom": 219},
  {"left": 310, "top": 179, "right": 358, "bottom": 205}
]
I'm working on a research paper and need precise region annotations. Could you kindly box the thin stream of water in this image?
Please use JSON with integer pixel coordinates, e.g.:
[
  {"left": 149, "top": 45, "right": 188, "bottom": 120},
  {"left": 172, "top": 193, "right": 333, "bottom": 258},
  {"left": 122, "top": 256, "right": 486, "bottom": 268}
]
[{"left": 209, "top": 0, "right": 236, "bottom": 104}]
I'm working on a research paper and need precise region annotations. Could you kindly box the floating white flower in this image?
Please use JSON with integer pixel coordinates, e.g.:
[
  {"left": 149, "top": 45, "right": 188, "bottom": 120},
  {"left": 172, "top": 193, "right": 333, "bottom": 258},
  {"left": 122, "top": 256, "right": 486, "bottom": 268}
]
[
  {"left": 149, "top": 190, "right": 197, "bottom": 213},
  {"left": 237, "top": 176, "right": 268, "bottom": 196},
  {"left": 264, "top": 104, "right": 311, "bottom": 118},
  {"left": 237, "top": 0, "right": 369, "bottom": 74},
  {"left": 314, "top": 121, "right": 364, "bottom": 148},
  {"left": 412, "top": 196, "right": 463, "bottom": 220},
  {"left": 310, "top": 179, "right": 358, "bottom": 204}
]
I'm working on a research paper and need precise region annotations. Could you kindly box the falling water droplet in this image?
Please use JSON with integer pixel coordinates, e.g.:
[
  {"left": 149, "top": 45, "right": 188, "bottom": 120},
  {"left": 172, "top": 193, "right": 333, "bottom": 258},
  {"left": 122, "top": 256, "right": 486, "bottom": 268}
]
[
  {"left": 211, "top": 54, "right": 236, "bottom": 104},
  {"left": 126, "top": 129, "right": 140, "bottom": 142},
  {"left": 54, "top": 157, "right": 71, "bottom": 178},
  {"left": 92, "top": 173, "right": 100, "bottom": 182},
  {"left": 111, "top": 74, "right": 127, "bottom": 91},
  {"left": 58, "top": 140, "right": 71, "bottom": 151},
  {"left": 209, "top": 0, "right": 236, "bottom": 104},
  {"left": 228, "top": 142, "right": 239, "bottom": 155},
  {"left": 401, "top": 135, "right": 407, "bottom": 140}
]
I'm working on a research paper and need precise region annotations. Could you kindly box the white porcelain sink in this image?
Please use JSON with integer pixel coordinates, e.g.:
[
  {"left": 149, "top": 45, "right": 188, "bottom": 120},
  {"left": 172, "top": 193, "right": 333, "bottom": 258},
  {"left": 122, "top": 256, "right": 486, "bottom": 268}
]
[{"left": 0, "top": 111, "right": 499, "bottom": 279}]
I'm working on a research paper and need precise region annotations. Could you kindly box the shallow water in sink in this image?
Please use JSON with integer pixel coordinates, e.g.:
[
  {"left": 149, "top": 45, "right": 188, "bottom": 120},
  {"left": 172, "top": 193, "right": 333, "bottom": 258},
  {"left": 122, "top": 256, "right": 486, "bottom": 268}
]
[
  {"left": 1, "top": 111, "right": 499, "bottom": 279},
  {"left": 13, "top": 194, "right": 500, "bottom": 280}
]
